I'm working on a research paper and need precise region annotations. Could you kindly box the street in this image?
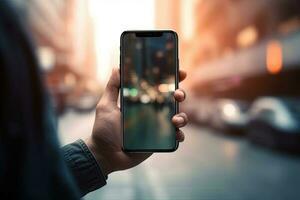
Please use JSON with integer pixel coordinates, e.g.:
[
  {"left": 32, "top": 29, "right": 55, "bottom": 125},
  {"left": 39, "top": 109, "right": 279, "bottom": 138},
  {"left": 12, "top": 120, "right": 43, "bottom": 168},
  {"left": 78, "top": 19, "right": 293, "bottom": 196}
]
[
  {"left": 59, "top": 111, "right": 300, "bottom": 200},
  {"left": 124, "top": 103, "right": 175, "bottom": 150}
]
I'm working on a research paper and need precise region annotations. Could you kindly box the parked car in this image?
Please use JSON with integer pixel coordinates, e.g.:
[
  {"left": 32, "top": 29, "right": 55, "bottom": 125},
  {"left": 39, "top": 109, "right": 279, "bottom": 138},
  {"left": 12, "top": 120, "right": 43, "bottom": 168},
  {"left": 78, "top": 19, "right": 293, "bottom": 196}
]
[
  {"left": 247, "top": 97, "right": 300, "bottom": 152},
  {"left": 210, "top": 99, "right": 250, "bottom": 132}
]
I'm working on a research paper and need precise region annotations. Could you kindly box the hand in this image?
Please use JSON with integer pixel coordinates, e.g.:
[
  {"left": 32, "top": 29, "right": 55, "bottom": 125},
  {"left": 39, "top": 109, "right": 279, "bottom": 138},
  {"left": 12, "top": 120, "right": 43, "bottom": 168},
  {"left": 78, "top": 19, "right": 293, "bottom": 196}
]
[{"left": 86, "top": 68, "right": 188, "bottom": 176}]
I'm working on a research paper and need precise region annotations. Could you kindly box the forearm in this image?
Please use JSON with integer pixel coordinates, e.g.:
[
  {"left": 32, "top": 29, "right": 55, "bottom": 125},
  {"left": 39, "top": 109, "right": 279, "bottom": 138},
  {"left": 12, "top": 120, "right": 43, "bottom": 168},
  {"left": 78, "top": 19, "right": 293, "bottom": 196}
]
[{"left": 62, "top": 139, "right": 107, "bottom": 197}]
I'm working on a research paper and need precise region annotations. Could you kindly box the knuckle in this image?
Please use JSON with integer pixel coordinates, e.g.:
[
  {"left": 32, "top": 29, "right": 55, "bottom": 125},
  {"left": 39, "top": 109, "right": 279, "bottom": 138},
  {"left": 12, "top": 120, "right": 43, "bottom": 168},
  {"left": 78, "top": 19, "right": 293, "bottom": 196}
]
[
  {"left": 181, "top": 112, "right": 188, "bottom": 120},
  {"left": 96, "top": 101, "right": 107, "bottom": 112}
]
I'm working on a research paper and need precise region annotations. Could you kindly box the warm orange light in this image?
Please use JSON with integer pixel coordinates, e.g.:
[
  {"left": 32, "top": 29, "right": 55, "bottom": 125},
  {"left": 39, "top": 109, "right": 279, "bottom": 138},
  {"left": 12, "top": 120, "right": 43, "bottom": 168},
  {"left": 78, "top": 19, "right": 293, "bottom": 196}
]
[
  {"left": 236, "top": 26, "right": 258, "bottom": 48},
  {"left": 158, "top": 84, "right": 169, "bottom": 93},
  {"left": 266, "top": 40, "right": 283, "bottom": 74}
]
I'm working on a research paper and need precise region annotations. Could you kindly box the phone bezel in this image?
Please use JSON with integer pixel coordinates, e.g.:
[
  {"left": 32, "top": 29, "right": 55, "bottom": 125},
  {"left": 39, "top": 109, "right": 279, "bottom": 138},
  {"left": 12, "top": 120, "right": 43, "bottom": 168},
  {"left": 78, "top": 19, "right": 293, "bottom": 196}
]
[{"left": 120, "top": 30, "right": 179, "bottom": 153}]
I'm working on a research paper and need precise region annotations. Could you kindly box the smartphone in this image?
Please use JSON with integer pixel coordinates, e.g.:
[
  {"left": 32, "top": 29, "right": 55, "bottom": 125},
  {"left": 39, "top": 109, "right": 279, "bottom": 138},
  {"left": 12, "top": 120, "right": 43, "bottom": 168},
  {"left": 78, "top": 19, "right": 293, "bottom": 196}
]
[{"left": 120, "top": 30, "right": 179, "bottom": 152}]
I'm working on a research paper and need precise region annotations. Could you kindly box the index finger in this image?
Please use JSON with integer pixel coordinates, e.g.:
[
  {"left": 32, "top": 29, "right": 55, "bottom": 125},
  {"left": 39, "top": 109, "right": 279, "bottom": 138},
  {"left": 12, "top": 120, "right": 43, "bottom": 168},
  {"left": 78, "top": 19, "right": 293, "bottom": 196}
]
[{"left": 179, "top": 70, "right": 187, "bottom": 82}]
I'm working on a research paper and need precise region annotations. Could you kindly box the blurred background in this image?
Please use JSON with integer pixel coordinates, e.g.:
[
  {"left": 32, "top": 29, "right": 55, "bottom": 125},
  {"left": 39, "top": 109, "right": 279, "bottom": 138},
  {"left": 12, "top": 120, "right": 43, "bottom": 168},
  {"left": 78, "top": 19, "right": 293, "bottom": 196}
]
[{"left": 10, "top": 0, "right": 300, "bottom": 199}]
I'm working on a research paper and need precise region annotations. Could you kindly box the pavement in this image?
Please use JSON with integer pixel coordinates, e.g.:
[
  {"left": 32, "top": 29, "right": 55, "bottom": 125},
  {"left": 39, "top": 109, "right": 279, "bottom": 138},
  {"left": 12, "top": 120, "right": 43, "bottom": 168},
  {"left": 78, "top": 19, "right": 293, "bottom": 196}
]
[{"left": 58, "top": 111, "right": 300, "bottom": 200}]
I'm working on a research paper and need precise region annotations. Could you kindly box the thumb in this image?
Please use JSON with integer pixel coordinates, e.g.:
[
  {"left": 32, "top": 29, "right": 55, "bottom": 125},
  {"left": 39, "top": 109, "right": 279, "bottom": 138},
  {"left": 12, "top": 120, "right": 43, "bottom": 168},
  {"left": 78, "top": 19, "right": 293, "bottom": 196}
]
[{"left": 102, "top": 68, "right": 120, "bottom": 105}]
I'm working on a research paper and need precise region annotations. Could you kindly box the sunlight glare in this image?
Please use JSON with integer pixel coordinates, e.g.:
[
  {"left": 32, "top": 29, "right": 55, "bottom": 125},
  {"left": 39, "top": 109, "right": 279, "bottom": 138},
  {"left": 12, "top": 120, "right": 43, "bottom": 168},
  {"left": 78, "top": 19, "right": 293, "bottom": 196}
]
[{"left": 88, "top": 0, "right": 155, "bottom": 84}]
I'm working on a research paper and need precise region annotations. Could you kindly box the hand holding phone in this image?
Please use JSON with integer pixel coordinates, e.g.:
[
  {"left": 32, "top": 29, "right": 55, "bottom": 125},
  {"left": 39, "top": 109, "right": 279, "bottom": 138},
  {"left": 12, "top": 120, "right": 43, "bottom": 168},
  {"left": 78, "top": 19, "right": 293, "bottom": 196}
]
[
  {"left": 87, "top": 67, "right": 187, "bottom": 176},
  {"left": 85, "top": 31, "right": 187, "bottom": 176}
]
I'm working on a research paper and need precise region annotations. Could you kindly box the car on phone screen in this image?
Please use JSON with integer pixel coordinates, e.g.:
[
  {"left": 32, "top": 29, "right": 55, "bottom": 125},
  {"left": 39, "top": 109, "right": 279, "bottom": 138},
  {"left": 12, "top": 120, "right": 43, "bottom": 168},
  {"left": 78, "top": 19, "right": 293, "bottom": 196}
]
[{"left": 247, "top": 97, "right": 300, "bottom": 152}]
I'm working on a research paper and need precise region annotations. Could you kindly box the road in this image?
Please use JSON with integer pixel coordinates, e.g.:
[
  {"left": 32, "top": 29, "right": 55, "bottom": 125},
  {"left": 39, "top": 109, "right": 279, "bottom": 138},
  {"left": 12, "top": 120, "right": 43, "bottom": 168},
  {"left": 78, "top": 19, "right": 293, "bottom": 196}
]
[
  {"left": 124, "top": 103, "right": 175, "bottom": 150},
  {"left": 59, "top": 111, "right": 300, "bottom": 200}
]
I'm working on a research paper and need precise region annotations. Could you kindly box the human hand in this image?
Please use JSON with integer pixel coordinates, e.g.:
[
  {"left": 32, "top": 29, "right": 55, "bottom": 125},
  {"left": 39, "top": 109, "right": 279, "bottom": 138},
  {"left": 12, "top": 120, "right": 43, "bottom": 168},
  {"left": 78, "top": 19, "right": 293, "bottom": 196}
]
[{"left": 86, "top": 68, "right": 188, "bottom": 176}]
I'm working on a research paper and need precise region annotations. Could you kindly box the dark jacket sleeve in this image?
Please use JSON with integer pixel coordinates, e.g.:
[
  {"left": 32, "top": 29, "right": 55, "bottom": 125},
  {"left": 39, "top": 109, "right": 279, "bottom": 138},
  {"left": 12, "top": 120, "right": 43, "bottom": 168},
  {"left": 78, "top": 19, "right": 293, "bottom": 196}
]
[{"left": 62, "top": 139, "right": 107, "bottom": 196}]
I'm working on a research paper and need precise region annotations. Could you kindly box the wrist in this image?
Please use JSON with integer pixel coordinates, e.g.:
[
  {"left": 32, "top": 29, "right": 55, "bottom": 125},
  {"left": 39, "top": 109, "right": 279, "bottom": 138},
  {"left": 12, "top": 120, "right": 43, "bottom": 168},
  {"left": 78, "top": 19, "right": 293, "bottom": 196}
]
[{"left": 85, "top": 137, "right": 113, "bottom": 177}]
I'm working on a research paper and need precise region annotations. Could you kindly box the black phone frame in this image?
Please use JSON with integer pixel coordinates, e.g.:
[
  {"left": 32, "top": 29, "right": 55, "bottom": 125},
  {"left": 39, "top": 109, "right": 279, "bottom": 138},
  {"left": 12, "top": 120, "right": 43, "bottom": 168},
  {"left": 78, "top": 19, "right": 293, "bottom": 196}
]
[{"left": 120, "top": 30, "right": 179, "bottom": 153}]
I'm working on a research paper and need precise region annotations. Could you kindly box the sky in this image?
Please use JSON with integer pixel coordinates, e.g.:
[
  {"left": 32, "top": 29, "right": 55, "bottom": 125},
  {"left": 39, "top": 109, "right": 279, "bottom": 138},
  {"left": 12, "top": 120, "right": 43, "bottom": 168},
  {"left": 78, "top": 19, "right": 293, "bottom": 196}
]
[{"left": 89, "top": 0, "right": 155, "bottom": 84}]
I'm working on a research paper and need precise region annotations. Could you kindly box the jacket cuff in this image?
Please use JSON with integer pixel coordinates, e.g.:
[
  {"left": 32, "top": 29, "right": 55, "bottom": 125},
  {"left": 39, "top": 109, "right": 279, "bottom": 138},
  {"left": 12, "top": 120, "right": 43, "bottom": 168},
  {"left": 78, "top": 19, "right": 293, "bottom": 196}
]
[{"left": 62, "top": 139, "right": 107, "bottom": 196}]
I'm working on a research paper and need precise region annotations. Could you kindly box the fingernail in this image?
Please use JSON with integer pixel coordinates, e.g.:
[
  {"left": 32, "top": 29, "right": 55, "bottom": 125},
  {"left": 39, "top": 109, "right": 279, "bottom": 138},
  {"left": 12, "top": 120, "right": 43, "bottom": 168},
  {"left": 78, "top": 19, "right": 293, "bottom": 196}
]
[
  {"left": 178, "top": 90, "right": 184, "bottom": 97},
  {"left": 176, "top": 117, "right": 184, "bottom": 124}
]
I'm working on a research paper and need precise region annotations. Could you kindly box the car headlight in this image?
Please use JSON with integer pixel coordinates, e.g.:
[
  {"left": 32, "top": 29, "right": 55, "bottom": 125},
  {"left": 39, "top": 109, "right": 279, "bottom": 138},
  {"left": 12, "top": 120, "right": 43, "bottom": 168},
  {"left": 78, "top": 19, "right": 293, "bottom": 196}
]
[{"left": 222, "top": 103, "right": 240, "bottom": 119}]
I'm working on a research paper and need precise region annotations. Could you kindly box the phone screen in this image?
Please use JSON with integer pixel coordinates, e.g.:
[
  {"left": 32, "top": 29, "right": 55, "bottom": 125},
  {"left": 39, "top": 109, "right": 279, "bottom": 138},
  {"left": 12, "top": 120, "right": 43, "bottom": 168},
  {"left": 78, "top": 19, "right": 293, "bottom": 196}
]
[{"left": 121, "top": 31, "right": 178, "bottom": 152}]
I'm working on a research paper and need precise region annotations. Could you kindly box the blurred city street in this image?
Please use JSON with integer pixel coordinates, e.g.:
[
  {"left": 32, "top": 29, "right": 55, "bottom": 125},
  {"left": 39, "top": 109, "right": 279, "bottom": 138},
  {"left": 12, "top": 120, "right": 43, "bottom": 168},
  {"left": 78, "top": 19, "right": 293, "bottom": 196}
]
[
  {"left": 59, "top": 111, "right": 300, "bottom": 200},
  {"left": 5, "top": 0, "right": 300, "bottom": 199}
]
